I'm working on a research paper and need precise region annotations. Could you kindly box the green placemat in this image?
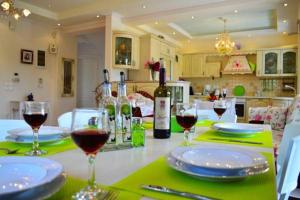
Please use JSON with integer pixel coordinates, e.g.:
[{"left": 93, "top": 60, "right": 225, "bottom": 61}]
[
  {"left": 113, "top": 154, "right": 276, "bottom": 200},
  {"left": 0, "top": 138, "right": 77, "bottom": 156},
  {"left": 196, "top": 120, "right": 215, "bottom": 127},
  {"left": 194, "top": 129, "right": 273, "bottom": 148},
  {"left": 47, "top": 176, "right": 140, "bottom": 200}
]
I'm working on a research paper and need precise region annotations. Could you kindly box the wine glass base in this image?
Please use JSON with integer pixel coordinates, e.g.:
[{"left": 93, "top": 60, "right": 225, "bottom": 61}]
[
  {"left": 25, "top": 149, "right": 47, "bottom": 156},
  {"left": 72, "top": 186, "right": 108, "bottom": 200}
]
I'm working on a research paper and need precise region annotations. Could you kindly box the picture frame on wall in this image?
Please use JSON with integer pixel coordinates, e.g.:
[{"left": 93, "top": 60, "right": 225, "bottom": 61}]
[
  {"left": 20, "top": 49, "right": 34, "bottom": 64},
  {"left": 37, "top": 50, "right": 46, "bottom": 67}
]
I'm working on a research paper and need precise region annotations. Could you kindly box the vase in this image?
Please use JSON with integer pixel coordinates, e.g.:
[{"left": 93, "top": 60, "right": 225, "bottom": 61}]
[{"left": 150, "top": 70, "right": 159, "bottom": 81}]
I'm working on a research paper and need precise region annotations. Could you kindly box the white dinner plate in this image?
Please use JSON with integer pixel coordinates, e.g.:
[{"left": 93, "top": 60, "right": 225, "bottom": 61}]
[
  {"left": 168, "top": 145, "right": 269, "bottom": 181},
  {"left": 212, "top": 123, "right": 264, "bottom": 136},
  {"left": 8, "top": 126, "right": 69, "bottom": 138},
  {"left": 0, "top": 156, "right": 63, "bottom": 197}
]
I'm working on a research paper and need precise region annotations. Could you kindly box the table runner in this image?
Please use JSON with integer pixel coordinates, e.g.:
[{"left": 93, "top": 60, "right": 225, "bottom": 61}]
[
  {"left": 194, "top": 129, "right": 273, "bottom": 148},
  {"left": 0, "top": 138, "right": 77, "bottom": 156},
  {"left": 112, "top": 154, "right": 276, "bottom": 200}
]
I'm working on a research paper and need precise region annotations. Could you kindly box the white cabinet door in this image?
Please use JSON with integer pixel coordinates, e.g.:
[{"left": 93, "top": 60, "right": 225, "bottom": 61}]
[
  {"left": 262, "top": 50, "right": 281, "bottom": 76},
  {"left": 256, "top": 50, "right": 263, "bottom": 77},
  {"left": 182, "top": 55, "right": 192, "bottom": 77},
  {"left": 191, "top": 54, "right": 204, "bottom": 77},
  {"left": 205, "top": 62, "right": 221, "bottom": 77}
]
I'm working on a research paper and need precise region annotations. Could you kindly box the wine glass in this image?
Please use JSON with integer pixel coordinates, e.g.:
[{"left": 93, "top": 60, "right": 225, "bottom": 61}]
[
  {"left": 22, "top": 101, "right": 49, "bottom": 156},
  {"left": 213, "top": 100, "right": 227, "bottom": 120},
  {"left": 176, "top": 103, "right": 198, "bottom": 145},
  {"left": 71, "top": 108, "right": 110, "bottom": 200}
]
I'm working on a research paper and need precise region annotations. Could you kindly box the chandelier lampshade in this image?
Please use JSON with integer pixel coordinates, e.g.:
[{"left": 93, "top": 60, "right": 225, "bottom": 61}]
[
  {"left": 0, "top": 0, "right": 31, "bottom": 20},
  {"left": 215, "top": 18, "right": 235, "bottom": 55}
]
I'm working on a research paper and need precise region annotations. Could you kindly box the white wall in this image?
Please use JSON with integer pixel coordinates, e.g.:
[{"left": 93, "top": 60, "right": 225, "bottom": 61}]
[
  {"left": 0, "top": 18, "right": 77, "bottom": 125},
  {"left": 77, "top": 30, "right": 105, "bottom": 107}
]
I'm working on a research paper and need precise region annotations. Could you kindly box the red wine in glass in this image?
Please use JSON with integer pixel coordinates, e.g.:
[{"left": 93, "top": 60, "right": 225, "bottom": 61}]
[
  {"left": 176, "top": 115, "right": 197, "bottom": 130},
  {"left": 71, "top": 129, "right": 109, "bottom": 155},
  {"left": 23, "top": 113, "right": 48, "bottom": 129},
  {"left": 214, "top": 108, "right": 226, "bottom": 117}
]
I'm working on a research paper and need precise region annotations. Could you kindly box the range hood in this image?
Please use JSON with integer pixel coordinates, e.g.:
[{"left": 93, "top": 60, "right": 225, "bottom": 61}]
[{"left": 222, "top": 55, "right": 253, "bottom": 74}]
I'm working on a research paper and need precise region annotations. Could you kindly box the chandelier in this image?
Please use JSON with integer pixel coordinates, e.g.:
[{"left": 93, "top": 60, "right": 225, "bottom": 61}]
[
  {"left": 1, "top": 0, "right": 31, "bottom": 20},
  {"left": 215, "top": 18, "right": 235, "bottom": 55}
]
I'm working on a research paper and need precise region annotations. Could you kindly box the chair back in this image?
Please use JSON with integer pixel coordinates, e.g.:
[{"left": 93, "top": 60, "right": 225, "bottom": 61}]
[
  {"left": 0, "top": 119, "right": 29, "bottom": 141},
  {"left": 57, "top": 112, "right": 72, "bottom": 129},
  {"left": 277, "top": 123, "right": 300, "bottom": 199}
]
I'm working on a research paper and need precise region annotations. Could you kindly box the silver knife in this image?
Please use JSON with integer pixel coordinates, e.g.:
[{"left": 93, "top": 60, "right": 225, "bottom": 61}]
[
  {"left": 141, "top": 185, "right": 221, "bottom": 200},
  {"left": 209, "top": 137, "right": 263, "bottom": 145}
]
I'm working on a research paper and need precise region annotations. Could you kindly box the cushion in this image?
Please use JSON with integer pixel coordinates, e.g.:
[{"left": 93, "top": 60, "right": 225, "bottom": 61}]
[
  {"left": 265, "top": 107, "right": 288, "bottom": 130},
  {"left": 248, "top": 107, "right": 269, "bottom": 122},
  {"left": 286, "top": 96, "right": 300, "bottom": 124}
]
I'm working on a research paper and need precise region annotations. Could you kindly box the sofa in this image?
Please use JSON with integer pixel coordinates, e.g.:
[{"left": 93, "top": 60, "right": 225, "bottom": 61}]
[{"left": 248, "top": 96, "right": 300, "bottom": 149}]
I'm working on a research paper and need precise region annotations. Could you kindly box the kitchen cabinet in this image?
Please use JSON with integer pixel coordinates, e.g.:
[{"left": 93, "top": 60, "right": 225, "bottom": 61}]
[
  {"left": 112, "top": 31, "right": 140, "bottom": 69},
  {"left": 205, "top": 62, "right": 221, "bottom": 78},
  {"left": 257, "top": 48, "right": 297, "bottom": 77},
  {"left": 271, "top": 99, "right": 293, "bottom": 108},
  {"left": 182, "top": 54, "right": 206, "bottom": 77},
  {"left": 128, "top": 34, "right": 176, "bottom": 81}
]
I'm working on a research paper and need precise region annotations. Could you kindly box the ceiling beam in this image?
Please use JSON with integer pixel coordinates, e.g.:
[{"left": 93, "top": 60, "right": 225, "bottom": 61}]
[
  {"left": 168, "top": 23, "right": 193, "bottom": 39},
  {"left": 17, "top": 1, "right": 58, "bottom": 20},
  {"left": 123, "top": 0, "right": 279, "bottom": 25}
]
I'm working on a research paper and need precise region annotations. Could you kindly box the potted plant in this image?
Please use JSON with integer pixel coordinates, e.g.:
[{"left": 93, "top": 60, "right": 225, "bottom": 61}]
[{"left": 144, "top": 59, "right": 160, "bottom": 81}]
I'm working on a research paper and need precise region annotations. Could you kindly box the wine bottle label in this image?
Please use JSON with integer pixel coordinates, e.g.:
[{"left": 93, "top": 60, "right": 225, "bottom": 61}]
[{"left": 154, "top": 97, "right": 170, "bottom": 129}]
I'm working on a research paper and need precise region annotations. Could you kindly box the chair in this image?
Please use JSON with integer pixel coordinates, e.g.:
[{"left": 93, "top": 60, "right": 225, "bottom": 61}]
[
  {"left": 194, "top": 98, "right": 237, "bottom": 123},
  {"left": 277, "top": 124, "right": 300, "bottom": 200},
  {"left": 0, "top": 119, "right": 29, "bottom": 141},
  {"left": 57, "top": 112, "right": 72, "bottom": 129}
]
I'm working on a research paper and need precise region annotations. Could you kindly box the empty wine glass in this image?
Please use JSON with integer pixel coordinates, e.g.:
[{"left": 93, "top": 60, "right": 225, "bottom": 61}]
[
  {"left": 22, "top": 101, "right": 49, "bottom": 156},
  {"left": 213, "top": 100, "right": 227, "bottom": 120},
  {"left": 71, "top": 108, "right": 110, "bottom": 200},
  {"left": 176, "top": 103, "right": 198, "bottom": 145}
]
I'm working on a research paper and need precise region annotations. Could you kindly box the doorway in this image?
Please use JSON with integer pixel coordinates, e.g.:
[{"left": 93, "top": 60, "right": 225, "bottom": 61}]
[{"left": 76, "top": 30, "right": 105, "bottom": 107}]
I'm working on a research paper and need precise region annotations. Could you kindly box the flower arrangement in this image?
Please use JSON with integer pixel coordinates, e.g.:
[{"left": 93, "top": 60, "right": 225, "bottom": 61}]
[{"left": 144, "top": 60, "right": 160, "bottom": 71}]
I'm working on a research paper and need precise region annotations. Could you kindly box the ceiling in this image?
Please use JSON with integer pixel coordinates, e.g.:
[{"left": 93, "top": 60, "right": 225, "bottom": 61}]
[{"left": 18, "top": 0, "right": 298, "bottom": 42}]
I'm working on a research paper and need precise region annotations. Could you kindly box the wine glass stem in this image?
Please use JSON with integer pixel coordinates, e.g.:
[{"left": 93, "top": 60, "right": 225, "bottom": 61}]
[
  {"left": 184, "top": 129, "right": 191, "bottom": 145},
  {"left": 32, "top": 128, "right": 39, "bottom": 152},
  {"left": 88, "top": 154, "right": 96, "bottom": 189}
]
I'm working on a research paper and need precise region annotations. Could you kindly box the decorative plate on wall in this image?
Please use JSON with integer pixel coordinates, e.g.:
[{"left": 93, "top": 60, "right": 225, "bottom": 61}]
[{"left": 233, "top": 85, "right": 245, "bottom": 96}]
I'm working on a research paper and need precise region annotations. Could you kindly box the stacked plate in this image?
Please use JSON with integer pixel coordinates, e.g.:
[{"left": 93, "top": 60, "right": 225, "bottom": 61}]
[
  {"left": 167, "top": 144, "right": 269, "bottom": 181},
  {"left": 212, "top": 123, "right": 264, "bottom": 137},
  {"left": 6, "top": 126, "right": 70, "bottom": 143},
  {"left": 0, "top": 156, "right": 65, "bottom": 200}
]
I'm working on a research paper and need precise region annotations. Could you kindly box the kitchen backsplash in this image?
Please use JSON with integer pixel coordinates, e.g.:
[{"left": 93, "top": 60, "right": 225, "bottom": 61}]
[{"left": 185, "top": 74, "right": 295, "bottom": 97}]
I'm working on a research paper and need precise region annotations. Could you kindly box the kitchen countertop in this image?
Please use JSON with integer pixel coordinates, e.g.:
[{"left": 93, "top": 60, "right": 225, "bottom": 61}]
[{"left": 191, "top": 94, "right": 294, "bottom": 101}]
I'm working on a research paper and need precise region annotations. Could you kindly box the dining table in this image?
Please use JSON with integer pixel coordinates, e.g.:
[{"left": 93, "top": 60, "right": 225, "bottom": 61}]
[{"left": 0, "top": 123, "right": 277, "bottom": 200}]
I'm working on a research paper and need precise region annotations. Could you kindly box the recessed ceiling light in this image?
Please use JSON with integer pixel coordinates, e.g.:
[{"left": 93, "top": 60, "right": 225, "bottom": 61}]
[
  {"left": 142, "top": 4, "right": 146, "bottom": 9},
  {"left": 215, "top": 37, "right": 219, "bottom": 40},
  {"left": 57, "top": 23, "right": 61, "bottom": 26},
  {"left": 283, "top": 19, "right": 287, "bottom": 23},
  {"left": 96, "top": 15, "right": 100, "bottom": 18},
  {"left": 155, "top": 21, "right": 159, "bottom": 25},
  {"left": 283, "top": 3, "right": 288, "bottom": 7},
  {"left": 234, "top": 10, "right": 238, "bottom": 13},
  {"left": 283, "top": 31, "right": 287, "bottom": 35},
  {"left": 191, "top": 16, "right": 195, "bottom": 19},
  {"left": 172, "top": 32, "right": 176, "bottom": 35}
]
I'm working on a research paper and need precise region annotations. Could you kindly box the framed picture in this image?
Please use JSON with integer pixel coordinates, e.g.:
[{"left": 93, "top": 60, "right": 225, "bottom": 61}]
[
  {"left": 37, "top": 50, "right": 46, "bottom": 67},
  {"left": 21, "top": 49, "right": 33, "bottom": 64},
  {"left": 61, "top": 58, "right": 75, "bottom": 97}
]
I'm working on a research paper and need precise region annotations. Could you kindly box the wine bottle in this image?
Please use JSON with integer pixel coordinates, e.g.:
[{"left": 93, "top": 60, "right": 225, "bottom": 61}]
[
  {"left": 117, "top": 72, "right": 132, "bottom": 143},
  {"left": 99, "top": 69, "right": 118, "bottom": 144},
  {"left": 153, "top": 58, "right": 171, "bottom": 139}
]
